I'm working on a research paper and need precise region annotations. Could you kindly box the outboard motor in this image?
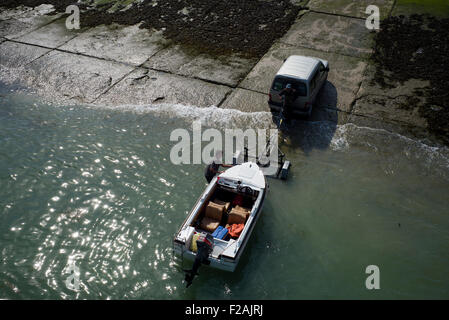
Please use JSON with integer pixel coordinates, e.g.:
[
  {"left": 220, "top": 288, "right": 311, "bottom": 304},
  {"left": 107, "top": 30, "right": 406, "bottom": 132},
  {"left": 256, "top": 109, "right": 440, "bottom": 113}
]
[{"left": 184, "top": 232, "right": 214, "bottom": 288}]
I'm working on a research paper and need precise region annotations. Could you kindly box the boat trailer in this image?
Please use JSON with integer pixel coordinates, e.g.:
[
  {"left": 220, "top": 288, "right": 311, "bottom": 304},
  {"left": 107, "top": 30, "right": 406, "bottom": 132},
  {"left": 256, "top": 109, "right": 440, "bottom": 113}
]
[{"left": 232, "top": 135, "right": 290, "bottom": 180}]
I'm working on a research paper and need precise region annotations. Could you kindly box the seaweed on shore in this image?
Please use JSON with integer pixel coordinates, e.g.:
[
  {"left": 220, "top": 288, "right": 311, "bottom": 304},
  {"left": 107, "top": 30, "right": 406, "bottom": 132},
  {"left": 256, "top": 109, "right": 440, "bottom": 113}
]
[
  {"left": 2, "top": 0, "right": 302, "bottom": 59},
  {"left": 83, "top": 0, "right": 302, "bottom": 58},
  {"left": 371, "top": 14, "right": 449, "bottom": 144}
]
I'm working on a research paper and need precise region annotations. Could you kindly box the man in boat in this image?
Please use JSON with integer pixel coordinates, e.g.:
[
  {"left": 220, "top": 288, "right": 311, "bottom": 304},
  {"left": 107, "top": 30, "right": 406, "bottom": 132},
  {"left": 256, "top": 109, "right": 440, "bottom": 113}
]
[
  {"left": 204, "top": 151, "right": 233, "bottom": 183},
  {"left": 204, "top": 160, "right": 232, "bottom": 183}
]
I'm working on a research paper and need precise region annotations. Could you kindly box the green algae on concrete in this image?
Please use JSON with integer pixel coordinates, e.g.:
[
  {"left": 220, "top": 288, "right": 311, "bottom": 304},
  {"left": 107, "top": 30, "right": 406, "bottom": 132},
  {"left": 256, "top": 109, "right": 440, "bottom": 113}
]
[
  {"left": 93, "top": 0, "right": 136, "bottom": 9},
  {"left": 370, "top": 14, "right": 449, "bottom": 144},
  {"left": 392, "top": 0, "right": 449, "bottom": 18},
  {"left": 350, "top": 61, "right": 431, "bottom": 139},
  {"left": 308, "top": 0, "right": 395, "bottom": 20}
]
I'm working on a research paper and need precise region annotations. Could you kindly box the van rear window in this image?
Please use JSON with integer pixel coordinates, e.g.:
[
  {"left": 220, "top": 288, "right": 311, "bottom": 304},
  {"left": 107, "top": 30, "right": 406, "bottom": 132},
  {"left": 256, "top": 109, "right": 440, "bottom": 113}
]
[
  {"left": 272, "top": 79, "right": 307, "bottom": 96},
  {"left": 272, "top": 81, "right": 284, "bottom": 91}
]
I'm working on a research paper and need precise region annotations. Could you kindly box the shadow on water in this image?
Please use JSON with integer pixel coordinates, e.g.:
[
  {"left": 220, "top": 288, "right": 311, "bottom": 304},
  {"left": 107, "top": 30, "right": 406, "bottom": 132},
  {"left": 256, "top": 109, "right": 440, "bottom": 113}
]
[{"left": 271, "top": 81, "right": 339, "bottom": 155}]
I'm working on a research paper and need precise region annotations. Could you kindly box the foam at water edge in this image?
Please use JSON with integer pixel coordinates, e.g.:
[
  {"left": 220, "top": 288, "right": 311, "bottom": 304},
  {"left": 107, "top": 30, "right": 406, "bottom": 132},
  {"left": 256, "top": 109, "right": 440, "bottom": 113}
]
[
  {"left": 2, "top": 76, "right": 448, "bottom": 175},
  {"left": 330, "top": 123, "right": 449, "bottom": 172},
  {"left": 329, "top": 124, "right": 350, "bottom": 151},
  {"left": 89, "top": 102, "right": 277, "bottom": 130}
]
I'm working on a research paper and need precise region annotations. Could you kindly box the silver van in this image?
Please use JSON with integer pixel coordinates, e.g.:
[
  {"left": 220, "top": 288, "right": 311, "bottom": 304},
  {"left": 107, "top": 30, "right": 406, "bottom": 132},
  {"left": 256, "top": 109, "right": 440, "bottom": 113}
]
[{"left": 268, "top": 55, "right": 329, "bottom": 117}]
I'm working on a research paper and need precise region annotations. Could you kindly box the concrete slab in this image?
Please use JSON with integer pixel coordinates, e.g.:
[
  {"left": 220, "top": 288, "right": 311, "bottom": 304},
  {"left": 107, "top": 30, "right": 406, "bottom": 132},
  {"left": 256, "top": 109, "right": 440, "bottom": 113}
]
[
  {"left": 59, "top": 24, "right": 168, "bottom": 66},
  {"left": 143, "top": 44, "right": 258, "bottom": 87},
  {"left": 142, "top": 44, "right": 192, "bottom": 74},
  {"left": 0, "top": 41, "right": 51, "bottom": 68},
  {"left": 0, "top": 5, "right": 62, "bottom": 39},
  {"left": 95, "top": 68, "right": 232, "bottom": 108},
  {"left": 351, "top": 95, "right": 428, "bottom": 129},
  {"left": 23, "top": 50, "right": 135, "bottom": 103},
  {"left": 239, "top": 43, "right": 367, "bottom": 112},
  {"left": 281, "top": 11, "right": 374, "bottom": 58},
  {"left": 16, "top": 18, "right": 84, "bottom": 48},
  {"left": 220, "top": 88, "right": 270, "bottom": 113},
  {"left": 0, "top": 19, "right": 25, "bottom": 38},
  {"left": 351, "top": 62, "right": 430, "bottom": 129},
  {"left": 308, "top": 0, "right": 394, "bottom": 19},
  {"left": 356, "top": 63, "right": 430, "bottom": 100},
  {"left": 391, "top": 0, "right": 449, "bottom": 18}
]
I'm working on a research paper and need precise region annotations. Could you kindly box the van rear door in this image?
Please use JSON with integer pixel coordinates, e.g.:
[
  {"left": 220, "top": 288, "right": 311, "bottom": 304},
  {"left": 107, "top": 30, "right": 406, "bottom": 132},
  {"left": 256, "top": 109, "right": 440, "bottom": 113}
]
[
  {"left": 270, "top": 76, "right": 285, "bottom": 106},
  {"left": 270, "top": 76, "right": 307, "bottom": 106}
]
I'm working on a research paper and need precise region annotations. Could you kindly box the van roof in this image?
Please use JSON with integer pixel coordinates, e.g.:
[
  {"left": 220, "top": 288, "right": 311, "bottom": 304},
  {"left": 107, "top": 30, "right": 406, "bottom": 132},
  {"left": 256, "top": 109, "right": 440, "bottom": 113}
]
[{"left": 276, "top": 55, "right": 320, "bottom": 80}]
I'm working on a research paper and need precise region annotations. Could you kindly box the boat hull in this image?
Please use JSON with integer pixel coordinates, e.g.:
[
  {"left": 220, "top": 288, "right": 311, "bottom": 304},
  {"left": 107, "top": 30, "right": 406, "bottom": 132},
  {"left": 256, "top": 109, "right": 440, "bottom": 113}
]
[{"left": 173, "top": 244, "right": 238, "bottom": 272}]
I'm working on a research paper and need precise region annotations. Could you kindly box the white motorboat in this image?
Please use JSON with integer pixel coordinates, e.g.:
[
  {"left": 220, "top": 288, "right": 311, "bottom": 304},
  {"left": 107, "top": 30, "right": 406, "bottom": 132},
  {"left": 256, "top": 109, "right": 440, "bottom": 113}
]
[{"left": 173, "top": 162, "right": 267, "bottom": 286}]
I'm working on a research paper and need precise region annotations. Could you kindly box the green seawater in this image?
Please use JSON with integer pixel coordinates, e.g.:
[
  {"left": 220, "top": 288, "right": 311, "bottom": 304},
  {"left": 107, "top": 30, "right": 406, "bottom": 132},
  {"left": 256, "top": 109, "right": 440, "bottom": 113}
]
[{"left": 1, "top": 84, "right": 449, "bottom": 299}]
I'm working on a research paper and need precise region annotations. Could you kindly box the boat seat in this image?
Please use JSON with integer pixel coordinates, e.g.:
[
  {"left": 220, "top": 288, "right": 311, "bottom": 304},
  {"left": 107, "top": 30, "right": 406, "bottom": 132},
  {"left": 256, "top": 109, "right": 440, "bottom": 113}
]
[
  {"left": 227, "top": 206, "right": 251, "bottom": 225},
  {"left": 200, "top": 201, "right": 225, "bottom": 232},
  {"left": 200, "top": 217, "right": 220, "bottom": 233},
  {"left": 234, "top": 205, "right": 251, "bottom": 216},
  {"left": 213, "top": 199, "right": 230, "bottom": 212}
]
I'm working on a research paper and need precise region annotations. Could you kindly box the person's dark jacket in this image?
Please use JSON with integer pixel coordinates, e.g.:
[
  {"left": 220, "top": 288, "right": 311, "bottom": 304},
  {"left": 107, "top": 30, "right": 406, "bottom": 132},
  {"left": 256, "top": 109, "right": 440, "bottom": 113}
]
[{"left": 204, "top": 161, "right": 219, "bottom": 183}]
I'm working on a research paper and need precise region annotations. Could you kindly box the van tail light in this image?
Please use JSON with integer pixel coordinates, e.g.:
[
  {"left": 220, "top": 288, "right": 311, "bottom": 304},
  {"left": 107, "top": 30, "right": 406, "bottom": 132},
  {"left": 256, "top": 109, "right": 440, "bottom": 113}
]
[
  {"left": 268, "top": 93, "right": 272, "bottom": 102},
  {"left": 305, "top": 102, "right": 311, "bottom": 109}
]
